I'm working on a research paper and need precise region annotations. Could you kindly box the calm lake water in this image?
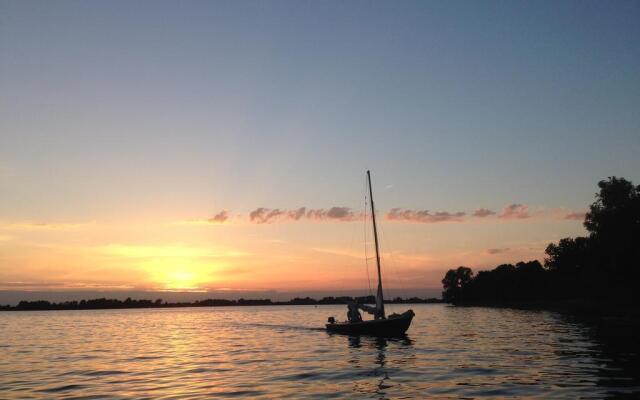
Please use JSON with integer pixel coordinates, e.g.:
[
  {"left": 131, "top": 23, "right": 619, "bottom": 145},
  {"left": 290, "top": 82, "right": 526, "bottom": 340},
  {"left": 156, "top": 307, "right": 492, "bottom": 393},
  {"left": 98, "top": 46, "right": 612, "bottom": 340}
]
[{"left": 1, "top": 304, "right": 639, "bottom": 399}]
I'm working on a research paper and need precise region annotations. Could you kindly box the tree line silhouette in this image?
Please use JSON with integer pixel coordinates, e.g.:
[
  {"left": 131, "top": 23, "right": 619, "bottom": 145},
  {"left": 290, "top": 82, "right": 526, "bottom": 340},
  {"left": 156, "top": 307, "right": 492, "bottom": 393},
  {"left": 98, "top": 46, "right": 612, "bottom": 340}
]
[
  {"left": 443, "top": 177, "right": 640, "bottom": 305},
  {"left": 1, "top": 295, "right": 442, "bottom": 311}
]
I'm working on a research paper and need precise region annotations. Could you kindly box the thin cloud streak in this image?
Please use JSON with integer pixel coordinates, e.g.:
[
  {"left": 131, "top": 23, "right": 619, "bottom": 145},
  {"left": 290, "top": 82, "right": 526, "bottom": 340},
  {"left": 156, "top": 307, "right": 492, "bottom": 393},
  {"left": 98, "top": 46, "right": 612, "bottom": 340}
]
[
  {"left": 472, "top": 208, "right": 496, "bottom": 217},
  {"left": 99, "top": 244, "right": 250, "bottom": 259},
  {"left": 0, "top": 281, "right": 140, "bottom": 290},
  {"left": 311, "top": 247, "right": 363, "bottom": 259},
  {"left": 249, "top": 207, "right": 360, "bottom": 224},
  {"left": 499, "top": 204, "right": 531, "bottom": 219},
  {"left": 207, "top": 210, "right": 229, "bottom": 224},
  {"left": 183, "top": 204, "right": 588, "bottom": 226},
  {"left": 563, "top": 211, "right": 586, "bottom": 221},
  {"left": 486, "top": 247, "right": 510, "bottom": 255},
  {"left": 385, "top": 208, "right": 466, "bottom": 223},
  {"left": 179, "top": 211, "right": 231, "bottom": 225},
  {"left": 0, "top": 222, "right": 92, "bottom": 231}
]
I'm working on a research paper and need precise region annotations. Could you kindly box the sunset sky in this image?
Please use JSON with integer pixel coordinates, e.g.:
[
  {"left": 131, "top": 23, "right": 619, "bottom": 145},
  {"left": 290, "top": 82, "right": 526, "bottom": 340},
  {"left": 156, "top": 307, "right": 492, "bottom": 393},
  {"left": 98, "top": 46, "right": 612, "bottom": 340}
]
[{"left": 1, "top": 1, "right": 639, "bottom": 298}]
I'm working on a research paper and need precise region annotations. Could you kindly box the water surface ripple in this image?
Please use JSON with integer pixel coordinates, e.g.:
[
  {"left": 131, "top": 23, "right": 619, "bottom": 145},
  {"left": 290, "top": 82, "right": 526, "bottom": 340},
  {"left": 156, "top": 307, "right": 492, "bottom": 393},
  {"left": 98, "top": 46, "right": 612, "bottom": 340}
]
[{"left": 1, "top": 304, "right": 638, "bottom": 398}]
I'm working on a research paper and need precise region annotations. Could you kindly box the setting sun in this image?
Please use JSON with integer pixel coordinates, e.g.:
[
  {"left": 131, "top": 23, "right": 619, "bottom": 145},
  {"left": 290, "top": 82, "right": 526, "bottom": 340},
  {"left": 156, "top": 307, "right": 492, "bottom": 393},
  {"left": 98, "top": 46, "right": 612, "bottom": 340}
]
[{"left": 100, "top": 245, "right": 230, "bottom": 290}]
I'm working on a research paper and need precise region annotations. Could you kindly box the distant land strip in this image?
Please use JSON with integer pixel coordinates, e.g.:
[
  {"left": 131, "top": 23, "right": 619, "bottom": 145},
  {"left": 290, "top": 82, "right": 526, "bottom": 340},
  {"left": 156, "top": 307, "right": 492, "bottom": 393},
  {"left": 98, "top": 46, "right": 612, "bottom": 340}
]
[{"left": 0, "top": 296, "right": 444, "bottom": 311}]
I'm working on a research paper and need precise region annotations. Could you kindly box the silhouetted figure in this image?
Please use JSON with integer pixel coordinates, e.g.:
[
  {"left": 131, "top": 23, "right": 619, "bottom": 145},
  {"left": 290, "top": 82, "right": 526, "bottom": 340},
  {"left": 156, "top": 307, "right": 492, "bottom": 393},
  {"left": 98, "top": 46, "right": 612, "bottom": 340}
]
[{"left": 347, "top": 303, "right": 362, "bottom": 322}]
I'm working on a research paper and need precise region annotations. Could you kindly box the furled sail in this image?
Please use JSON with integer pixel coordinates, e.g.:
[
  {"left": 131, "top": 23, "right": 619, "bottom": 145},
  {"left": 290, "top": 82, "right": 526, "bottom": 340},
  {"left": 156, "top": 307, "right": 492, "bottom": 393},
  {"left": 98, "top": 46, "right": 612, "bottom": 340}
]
[{"left": 367, "top": 170, "right": 386, "bottom": 320}]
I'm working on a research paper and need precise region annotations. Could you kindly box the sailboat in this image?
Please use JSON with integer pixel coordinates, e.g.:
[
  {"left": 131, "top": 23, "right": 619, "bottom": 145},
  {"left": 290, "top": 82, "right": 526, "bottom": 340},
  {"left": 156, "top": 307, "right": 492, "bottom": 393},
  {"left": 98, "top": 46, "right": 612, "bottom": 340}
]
[{"left": 325, "top": 170, "right": 414, "bottom": 337}]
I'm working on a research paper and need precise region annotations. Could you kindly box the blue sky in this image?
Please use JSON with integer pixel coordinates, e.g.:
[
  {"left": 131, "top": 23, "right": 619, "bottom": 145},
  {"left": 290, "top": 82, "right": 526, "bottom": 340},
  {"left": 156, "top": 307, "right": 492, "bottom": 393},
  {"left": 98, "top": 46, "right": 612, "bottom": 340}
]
[{"left": 0, "top": 0, "right": 639, "bottom": 294}]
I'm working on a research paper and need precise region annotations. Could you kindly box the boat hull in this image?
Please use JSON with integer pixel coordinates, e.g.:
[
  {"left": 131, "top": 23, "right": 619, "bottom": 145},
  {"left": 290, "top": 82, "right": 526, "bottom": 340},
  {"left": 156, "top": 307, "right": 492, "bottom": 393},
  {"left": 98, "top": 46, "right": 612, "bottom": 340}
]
[{"left": 325, "top": 309, "right": 414, "bottom": 337}]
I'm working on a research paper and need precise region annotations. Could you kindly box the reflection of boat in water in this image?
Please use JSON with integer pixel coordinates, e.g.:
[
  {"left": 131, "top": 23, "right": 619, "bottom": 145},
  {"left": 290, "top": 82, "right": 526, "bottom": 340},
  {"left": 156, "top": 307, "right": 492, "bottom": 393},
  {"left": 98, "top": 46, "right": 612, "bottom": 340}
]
[{"left": 326, "top": 171, "right": 414, "bottom": 337}]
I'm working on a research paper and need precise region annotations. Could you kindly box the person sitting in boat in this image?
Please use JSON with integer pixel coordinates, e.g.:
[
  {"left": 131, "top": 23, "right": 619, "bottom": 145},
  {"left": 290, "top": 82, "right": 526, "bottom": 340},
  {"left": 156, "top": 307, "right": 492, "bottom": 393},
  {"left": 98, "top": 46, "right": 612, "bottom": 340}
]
[{"left": 347, "top": 303, "right": 362, "bottom": 323}]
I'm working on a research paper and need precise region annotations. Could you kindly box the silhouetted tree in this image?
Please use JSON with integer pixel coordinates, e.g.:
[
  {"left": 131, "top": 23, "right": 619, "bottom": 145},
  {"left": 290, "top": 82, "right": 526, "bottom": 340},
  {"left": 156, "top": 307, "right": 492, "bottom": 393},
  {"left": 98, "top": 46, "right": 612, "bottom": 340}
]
[
  {"left": 446, "top": 177, "right": 639, "bottom": 305},
  {"left": 545, "top": 237, "right": 592, "bottom": 275},
  {"left": 355, "top": 295, "right": 376, "bottom": 304},
  {"left": 585, "top": 177, "right": 640, "bottom": 282},
  {"left": 584, "top": 177, "right": 640, "bottom": 239},
  {"left": 442, "top": 266, "right": 473, "bottom": 303}
]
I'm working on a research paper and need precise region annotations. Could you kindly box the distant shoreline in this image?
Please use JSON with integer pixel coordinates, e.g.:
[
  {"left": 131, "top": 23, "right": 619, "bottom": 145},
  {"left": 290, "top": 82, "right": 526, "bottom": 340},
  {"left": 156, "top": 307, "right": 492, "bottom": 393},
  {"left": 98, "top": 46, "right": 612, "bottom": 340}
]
[{"left": 1, "top": 296, "right": 444, "bottom": 312}]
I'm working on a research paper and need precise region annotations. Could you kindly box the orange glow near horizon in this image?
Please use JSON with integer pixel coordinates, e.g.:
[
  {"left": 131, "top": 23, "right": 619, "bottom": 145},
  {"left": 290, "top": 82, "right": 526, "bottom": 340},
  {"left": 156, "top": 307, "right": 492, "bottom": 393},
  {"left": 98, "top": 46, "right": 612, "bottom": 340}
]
[
  {"left": 0, "top": 214, "right": 587, "bottom": 293},
  {"left": 99, "top": 244, "right": 237, "bottom": 290}
]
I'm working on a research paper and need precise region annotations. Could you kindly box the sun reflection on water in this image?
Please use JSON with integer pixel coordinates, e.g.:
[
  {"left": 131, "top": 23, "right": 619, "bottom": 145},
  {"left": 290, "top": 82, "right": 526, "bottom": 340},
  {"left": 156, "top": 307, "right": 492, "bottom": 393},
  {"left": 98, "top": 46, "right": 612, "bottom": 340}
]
[{"left": 1, "top": 304, "right": 639, "bottom": 398}]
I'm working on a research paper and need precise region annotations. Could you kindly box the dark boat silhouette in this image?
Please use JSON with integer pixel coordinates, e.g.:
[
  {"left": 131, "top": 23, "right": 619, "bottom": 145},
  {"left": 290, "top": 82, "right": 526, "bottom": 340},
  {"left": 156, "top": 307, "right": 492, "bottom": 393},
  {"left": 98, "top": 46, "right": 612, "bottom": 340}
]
[
  {"left": 326, "top": 171, "right": 414, "bottom": 337},
  {"left": 326, "top": 309, "right": 415, "bottom": 337}
]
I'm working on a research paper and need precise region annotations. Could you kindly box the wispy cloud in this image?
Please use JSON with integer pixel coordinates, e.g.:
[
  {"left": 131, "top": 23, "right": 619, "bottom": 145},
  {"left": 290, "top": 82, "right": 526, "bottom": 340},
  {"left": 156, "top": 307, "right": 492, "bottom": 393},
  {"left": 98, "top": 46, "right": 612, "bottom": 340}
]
[
  {"left": 0, "top": 280, "right": 140, "bottom": 290},
  {"left": 250, "top": 208, "right": 299, "bottom": 224},
  {"left": 99, "top": 244, "right": 249, "bottom": 259},
  {"left": 0, "top": 281, "right": 67, "bottom": 288},
  {"left": 307, "top": 207, "right": 359, "bottom": 221},
  {"left": 311, "top": 247, "right": 363, "bottom": 259},
  {"left": 563, "top": 211, "right": 586, "bottom": 221},
  {"left": 385, "top": 208, "right": 466, "bottom": 223},
  {"left": 472, "top": 208, "right": 496, "bottom": 218},
  {"left": 0, "top": 221, "right": 91, "bottom": 231},
  {"left": 179, "top": 210, "right": 231, "bottom": 225},
  {"left": 498, "top": 204, "right": 530, "bottom": 219},
  {"left": 182, "top": 203, "right": 585, "bottom": 226},
  {"left": 207, "top": 210, "right": 229, "bottom": 224},
  {"left": 486, "top": 247, "right": 510, "bottom": 255},
  {"left": 249, "top": 207, "right": 360, "bottom": 224}
]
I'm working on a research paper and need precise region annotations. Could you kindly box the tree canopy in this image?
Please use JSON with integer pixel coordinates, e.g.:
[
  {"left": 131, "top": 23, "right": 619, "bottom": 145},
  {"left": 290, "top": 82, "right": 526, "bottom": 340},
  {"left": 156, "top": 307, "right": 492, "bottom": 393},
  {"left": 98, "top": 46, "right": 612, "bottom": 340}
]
[
  {"left": 443, "top": 176, "right": 639, "bottom": 304},
  {"left": 442, "top": 267, "right": 473, "bottom": 302}
]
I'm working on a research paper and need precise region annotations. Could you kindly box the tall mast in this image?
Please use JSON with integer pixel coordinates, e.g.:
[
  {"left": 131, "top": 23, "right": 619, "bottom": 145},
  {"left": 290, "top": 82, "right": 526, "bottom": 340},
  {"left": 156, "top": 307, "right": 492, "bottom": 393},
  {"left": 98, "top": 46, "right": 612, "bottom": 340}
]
[{"left": 367, "top": 170, "right": 385, "bottom": 319}]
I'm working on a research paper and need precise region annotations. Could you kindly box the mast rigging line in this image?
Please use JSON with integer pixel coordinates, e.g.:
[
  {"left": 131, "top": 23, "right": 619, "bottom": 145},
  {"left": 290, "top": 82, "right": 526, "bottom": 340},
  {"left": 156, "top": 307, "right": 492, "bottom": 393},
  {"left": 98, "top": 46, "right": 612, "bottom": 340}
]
[
  {"left": 363, "top": 184, "right": 373, "bottom": 298},
  {"left": 378, "top": 221, "right": 409, "bottom": 298}
]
